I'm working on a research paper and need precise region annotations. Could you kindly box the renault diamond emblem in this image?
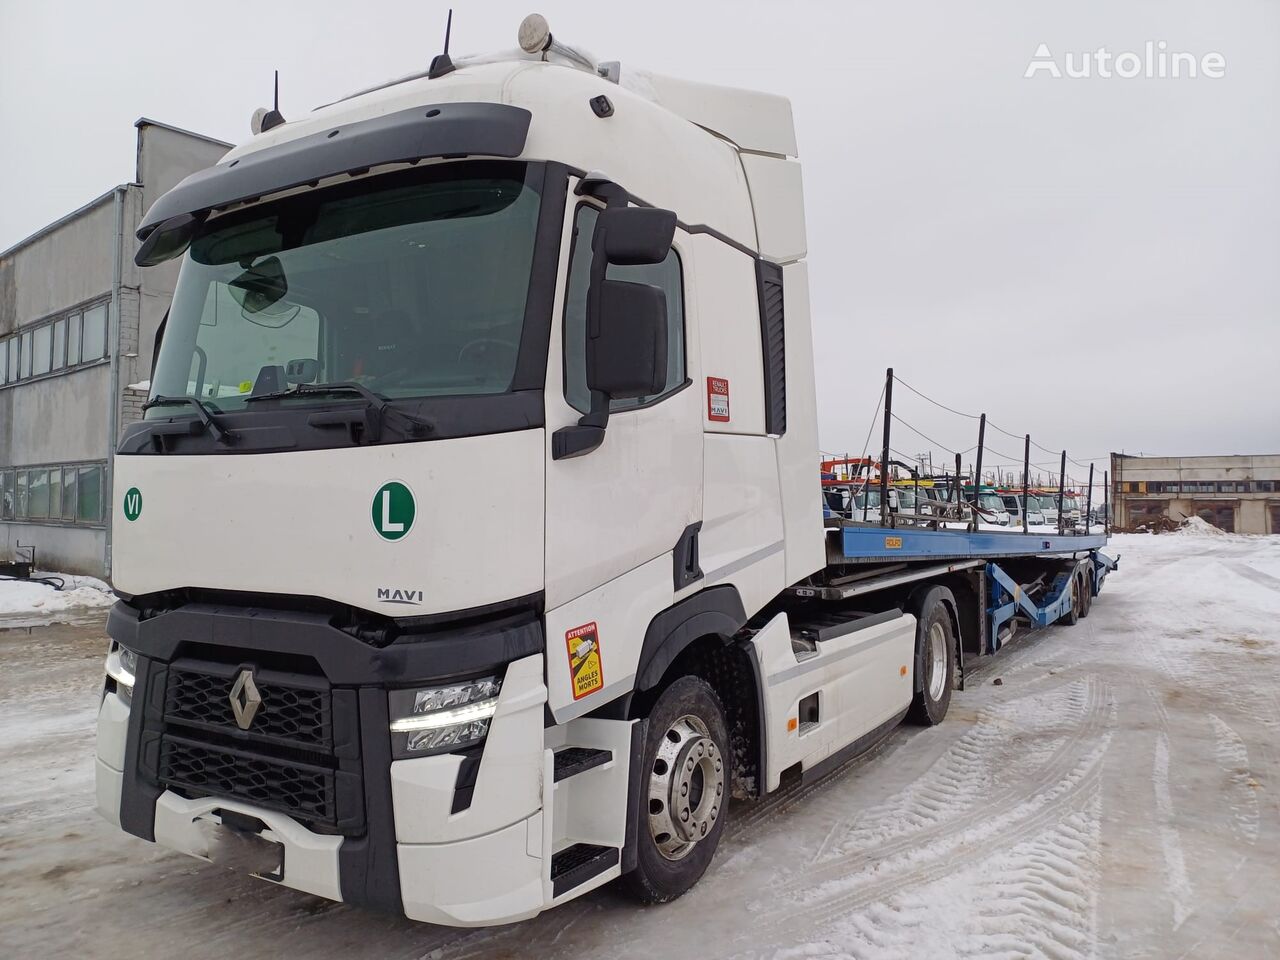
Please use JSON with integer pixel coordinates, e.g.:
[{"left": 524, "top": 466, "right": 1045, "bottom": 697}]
[{"left": 229, "top": 669, "right": 263, "bottom": 730}]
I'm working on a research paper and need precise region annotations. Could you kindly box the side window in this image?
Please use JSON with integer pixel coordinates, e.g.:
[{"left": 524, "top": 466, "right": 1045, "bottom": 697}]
[{"left": 563, "top": 204, "right": 686, "bottom": 414}]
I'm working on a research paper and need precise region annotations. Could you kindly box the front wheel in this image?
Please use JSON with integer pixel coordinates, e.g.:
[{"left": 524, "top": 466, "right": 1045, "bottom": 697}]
[
  {"left": 624, "top": 675, "right": 730, "bottom": 903},
  {"left": 908, "top": 591, "right": 956, "bottom": 725}
]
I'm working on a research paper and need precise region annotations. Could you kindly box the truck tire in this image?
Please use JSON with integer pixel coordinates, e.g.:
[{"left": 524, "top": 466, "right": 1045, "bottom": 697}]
[
  {"left": 907, "top": 593, "right": 955, "bottom": 726},
  {"left": 1062, "top": 576, "right": 1081, "bottom": 626},
  {"left": 624, "top": 675, "right": 730, "bottom": 903},
  {"left": 1079, "top": 568, "right": 1093, "bottom": 618}
]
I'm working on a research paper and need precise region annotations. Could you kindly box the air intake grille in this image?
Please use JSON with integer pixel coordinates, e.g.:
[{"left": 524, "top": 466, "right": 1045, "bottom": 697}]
[
  {"left": 164, "top": 664, "right": 332, "bottom": 751},
  {"left": 160, "top": 735, "right": 337, "bottom": 825},
  {"left": 756, "top": 259, "right": 787, "bottom": 436}
]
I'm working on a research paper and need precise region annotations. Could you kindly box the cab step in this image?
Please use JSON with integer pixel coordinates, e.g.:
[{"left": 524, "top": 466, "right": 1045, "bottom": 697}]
[
  {"left": 551, "top": 842, "right": 619, "bottom": 896},
  {"left": 552, "top": 746, "right": 611, "bottom": 782}
]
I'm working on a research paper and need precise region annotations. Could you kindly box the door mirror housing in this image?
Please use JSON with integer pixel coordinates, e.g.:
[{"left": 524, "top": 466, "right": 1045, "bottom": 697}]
[
  {"left": 600, "top": 207, "right": 676, "bottom": 265},
  {"left": 587, "top": 279, "right": 668, "bottom": 399}
]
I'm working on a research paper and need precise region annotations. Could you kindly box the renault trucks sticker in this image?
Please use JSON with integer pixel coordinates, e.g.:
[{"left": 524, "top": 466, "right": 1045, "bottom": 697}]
[
  {"left": 707, "top": 376, "right": 731, "bottom": 422},
  {"left": 566, "top": 622, "right": 604, "bottom": 700}
]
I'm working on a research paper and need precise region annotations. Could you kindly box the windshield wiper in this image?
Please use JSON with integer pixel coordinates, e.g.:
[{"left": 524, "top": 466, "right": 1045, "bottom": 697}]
[
  {"left": 244, "top": 381, "right": 434, "bottom": 441},
  {"left": 143, "top": 395, "right": 233, "bottom": 445}
]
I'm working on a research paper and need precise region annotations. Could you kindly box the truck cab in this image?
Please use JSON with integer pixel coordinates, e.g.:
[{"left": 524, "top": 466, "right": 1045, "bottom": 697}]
[{"left": 95, "top": 24, "right": 829, "bottom": 926}]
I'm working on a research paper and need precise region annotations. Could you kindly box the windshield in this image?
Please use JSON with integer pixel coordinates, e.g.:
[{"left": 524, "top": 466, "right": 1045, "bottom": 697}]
[
  {"left": 978, "top": 494, "right": 1003, "bottom": 511},
  {"left": 854, "top": 490, "right": 882, "bottom": 510},
  {"left": 150, "top": 163, "right": 542, "bottom": 414},
  {"left": 1064, "top": 496, "right": 1079, "bottom": 510}
]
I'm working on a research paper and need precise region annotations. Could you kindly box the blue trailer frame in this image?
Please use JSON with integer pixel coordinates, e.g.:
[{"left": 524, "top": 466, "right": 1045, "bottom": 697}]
[{"left": 823, "top": 522, "right": 1119, "bottom": 659}]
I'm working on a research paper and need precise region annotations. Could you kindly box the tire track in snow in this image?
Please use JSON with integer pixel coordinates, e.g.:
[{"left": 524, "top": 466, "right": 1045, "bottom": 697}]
[
  {"left": 1152, "top": 733, "right": 1193, "bottom": 931},
  {"left": 802, "top": 676, "right": 1107, "bottom": 885},
  {"left": 752, "top": 734, "right": 1110, "bottom": 948},
  {"left": 955, "top": 795, "right": 1101, "bottom": 960},
  {"left": 812, "top": 679, "right": 1090, "bottom": 863},
  {"left": 1206, "top": 713, "right": 1260, "bottom": 846}
]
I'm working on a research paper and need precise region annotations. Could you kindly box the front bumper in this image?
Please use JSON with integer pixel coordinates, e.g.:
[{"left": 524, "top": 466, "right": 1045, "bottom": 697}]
[{"left": 96, "top": 598, "right": 567, "bottom": 925}]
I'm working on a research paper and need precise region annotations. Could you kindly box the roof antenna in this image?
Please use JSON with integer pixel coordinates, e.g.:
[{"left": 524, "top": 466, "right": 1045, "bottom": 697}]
[
  {"left": 252, "top": 71, "right": 287, "bottom": 134},
  {"left": 428, "top": 9, "right": 456, "bottom": 79}
]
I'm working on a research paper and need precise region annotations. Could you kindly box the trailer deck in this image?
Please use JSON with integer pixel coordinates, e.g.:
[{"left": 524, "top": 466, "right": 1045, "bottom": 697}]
[{"left": 834, "top": 523, "right": 1109, "bottom": 563}]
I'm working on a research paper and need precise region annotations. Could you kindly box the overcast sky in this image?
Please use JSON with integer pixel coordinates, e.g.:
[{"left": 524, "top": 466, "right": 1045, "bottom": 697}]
[{"left": 2, "top": 0, "right": 1277, "bottom": 483}]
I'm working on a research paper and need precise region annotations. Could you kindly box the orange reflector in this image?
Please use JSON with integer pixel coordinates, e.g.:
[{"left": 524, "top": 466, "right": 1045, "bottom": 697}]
[
  {"left": 787, "top": 717, "right": 798, "bottom": 732},
  {"left": 900, "top": 665, "right": 908, "bottom": 677}
]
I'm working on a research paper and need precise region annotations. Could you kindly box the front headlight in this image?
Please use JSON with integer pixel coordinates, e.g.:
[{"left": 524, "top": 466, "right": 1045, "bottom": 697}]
[
  {"left": 388, "top": 677, "right": 502, "bottom": 757},
  {"left": 105, "top": 643, "right": 137, "bottom": 706}
]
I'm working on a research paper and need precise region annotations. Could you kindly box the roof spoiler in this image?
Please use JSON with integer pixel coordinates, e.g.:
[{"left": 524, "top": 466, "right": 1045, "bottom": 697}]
[{"left": 134, "top": 101, "right": 532, "bottom": 266}]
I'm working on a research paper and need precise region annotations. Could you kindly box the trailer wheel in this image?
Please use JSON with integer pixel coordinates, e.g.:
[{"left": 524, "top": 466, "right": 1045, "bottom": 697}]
[
  {"left": 908, "top": 594, "right": 956, "bottom": 726},
  {"left": 624, "top": 675, "right": 730, "bottom": 903},
  {"left": 1078, "top": 568, "right": 1093, "bottom": 618},
  {"left": 1062, "top": 576, "right": 1081, "bottom": 626}
]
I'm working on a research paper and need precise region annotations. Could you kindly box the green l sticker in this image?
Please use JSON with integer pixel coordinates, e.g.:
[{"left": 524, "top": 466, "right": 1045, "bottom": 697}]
[
  {"left": 372, "top": 481, "right": 415, "bottom": 541},
  {"left": 123, "top": 487, "right": 143, "bottom": 522}
]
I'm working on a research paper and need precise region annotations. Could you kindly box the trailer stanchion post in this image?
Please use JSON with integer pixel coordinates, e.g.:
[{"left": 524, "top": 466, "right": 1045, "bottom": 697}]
[
  {"left": 1104, "top": 469, "right": 1110, "bottom": 535},
  {"left": 881, "top": 368, "right": 893, "bottom": 528},
  {"left": 1085, "top": 462, "right": 1095, "bottom": 534},
  {"left": 1057, "top": 451, "right": 1067, "bottom": 535},
  {"left": 971, "top": 414, "right": 986, "bottom": 532},
  {"left": 1022, "top": 434, "right": 1030, "bottom": 534}
]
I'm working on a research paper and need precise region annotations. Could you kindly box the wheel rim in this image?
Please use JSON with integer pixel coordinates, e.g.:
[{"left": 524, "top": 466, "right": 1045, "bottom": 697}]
[
  {"left": 927, "top": 621, "right": 948, "bottom": 701},
  {"left": 647, "top": 714, "right": 725, "bottom": 861}
]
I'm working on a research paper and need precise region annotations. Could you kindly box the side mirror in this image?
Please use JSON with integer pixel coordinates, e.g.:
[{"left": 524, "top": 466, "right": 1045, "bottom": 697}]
[
  {"left": 587, "top": 280, "right": 668, "bottom": 399},
  {"left": 599, "top": 207, "right": 676, "bottom": 265}
]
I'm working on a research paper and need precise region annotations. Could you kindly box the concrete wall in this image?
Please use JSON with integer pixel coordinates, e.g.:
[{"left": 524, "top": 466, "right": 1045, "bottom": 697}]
[
  {"left": 1, "top": 120, "right": 230, "bottom": 578},
  {"left": 0, "top": 523, "right": 106, "bottom": 577},
  {"left": 1111, "top": 453, "right": 1280, "bottom": 534},
  {"left": 2, "top": 196, "right": 117, "bottom": 331}
]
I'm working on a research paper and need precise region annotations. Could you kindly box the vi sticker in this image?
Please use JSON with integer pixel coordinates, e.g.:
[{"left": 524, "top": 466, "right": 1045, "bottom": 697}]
[
  {"left": 123, "top": 487, "right": 143, "bottom": 522},
  {"left": 566, "top": 622, "right": 604, "bottom": 700}
]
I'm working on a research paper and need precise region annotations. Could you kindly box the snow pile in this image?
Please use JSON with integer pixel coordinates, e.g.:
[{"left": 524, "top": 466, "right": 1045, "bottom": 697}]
[
  {"left": 126, "top": 379, "right": 151, "bottom": 392},
  {"left": 1174, "top": 516, "right": 1229, "bottom": 538},
  {"left": 0, "top": 573, "right": 114, "bottom": 616}
]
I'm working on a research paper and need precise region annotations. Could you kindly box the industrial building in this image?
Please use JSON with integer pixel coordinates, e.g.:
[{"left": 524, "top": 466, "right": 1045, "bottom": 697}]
[
  {"left": 0, "top": 120, "right": 230, "bottom": 576},
  {"left": 1111, "top": 453, "right": 1280, "bottom": 534}
]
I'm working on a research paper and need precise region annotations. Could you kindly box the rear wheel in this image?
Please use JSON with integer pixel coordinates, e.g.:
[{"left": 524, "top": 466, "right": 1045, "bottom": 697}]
[
  {"left": 908, "top": 593, "right": 956, "bottom": 725},
  {"left": 1062, "top": 576, "right": 1081, "bottom": 626},
  {"left": 624, "top": 675, "right": 730, "bottom": 903},
  {"left": 1079, "top": 568, "right": 1093, "bottom": 618}
]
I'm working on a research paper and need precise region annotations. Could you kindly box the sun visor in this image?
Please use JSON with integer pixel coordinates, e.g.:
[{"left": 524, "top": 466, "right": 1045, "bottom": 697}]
[{"left": 134, "top": 101, "right": 532, "bottom": 265}]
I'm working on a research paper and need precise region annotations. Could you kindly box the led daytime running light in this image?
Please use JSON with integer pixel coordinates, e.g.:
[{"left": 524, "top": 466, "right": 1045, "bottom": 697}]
[
  {"left": 106, "top": 650, "right": 136, "bottom": 690},
  {"left": 389, "top": 697, "right": 499, "bottom": 732}
]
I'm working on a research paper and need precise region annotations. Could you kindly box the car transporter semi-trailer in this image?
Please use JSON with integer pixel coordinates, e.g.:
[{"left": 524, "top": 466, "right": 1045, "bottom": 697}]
[{"left": 94, "top": 15, "right": 1117, "bottom": 926}]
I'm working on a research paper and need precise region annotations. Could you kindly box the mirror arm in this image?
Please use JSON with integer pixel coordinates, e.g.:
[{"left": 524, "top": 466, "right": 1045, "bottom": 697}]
[{"left": 552, "top": 389, "right": 610, "bottom": 461}]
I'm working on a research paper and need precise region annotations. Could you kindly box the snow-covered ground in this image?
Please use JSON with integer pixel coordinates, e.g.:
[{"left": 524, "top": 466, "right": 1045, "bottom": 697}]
[
  {"left": 1, "top": 530, "right": 1278, "bottom": 958},
  {"left": 0, "top": 572, "right": 114, "bottom": 621}
]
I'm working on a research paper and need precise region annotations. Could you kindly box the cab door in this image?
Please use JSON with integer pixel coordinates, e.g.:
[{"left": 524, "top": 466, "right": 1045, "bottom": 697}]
[{"left": 542, "top": 190, "right": 703, "bottom": 716}]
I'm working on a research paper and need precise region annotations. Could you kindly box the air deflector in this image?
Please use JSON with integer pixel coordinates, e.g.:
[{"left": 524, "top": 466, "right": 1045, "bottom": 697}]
[{"left": 135, "top": 101, "right": 532, "bottom": 265}]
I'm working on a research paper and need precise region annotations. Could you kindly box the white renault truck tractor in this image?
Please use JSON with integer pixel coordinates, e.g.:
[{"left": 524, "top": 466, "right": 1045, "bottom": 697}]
[{"left": 96, "top": 14, "right": 1113, "bottom": 926}]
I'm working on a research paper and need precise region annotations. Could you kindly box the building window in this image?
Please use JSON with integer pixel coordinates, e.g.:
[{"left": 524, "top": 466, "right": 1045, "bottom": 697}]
[
  {"left": 0, "top": 461, "right": 108, "bottom": 526},
  {"left": 52, "top": 318, "right": 66, "bottom": 371},
  {"left": 0, "top": 298, "right": 110, "bottom": 390},
  {"left": 67, "top": 312, "right": 82, "bottom": 365},
  {"left": 32, "top": 324, "right": 52, "bottom": 376},
  {"left": 1, "top": 472, "right": 13, "bottom": 520},
  {"left": 62, "top": 467, "right": 78, "bottom": 521},
  {"left": 82, "top": 304, "right": 108, "bottom": 363},
  {"left": 77, "top": 464, "right": 103, "bottom": 523}
]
